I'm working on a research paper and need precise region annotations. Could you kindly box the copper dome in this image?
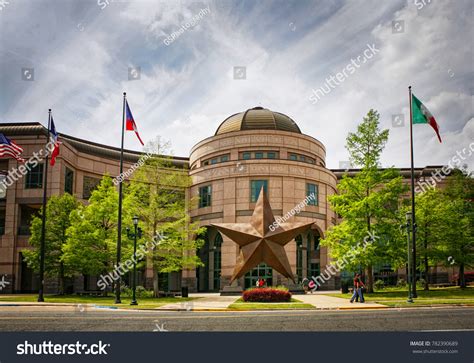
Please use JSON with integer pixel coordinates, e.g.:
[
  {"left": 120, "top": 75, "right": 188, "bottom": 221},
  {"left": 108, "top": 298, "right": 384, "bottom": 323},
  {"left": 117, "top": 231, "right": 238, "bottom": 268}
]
[{"left": 215, "top": 107, "right": 301, "bottom": 135}]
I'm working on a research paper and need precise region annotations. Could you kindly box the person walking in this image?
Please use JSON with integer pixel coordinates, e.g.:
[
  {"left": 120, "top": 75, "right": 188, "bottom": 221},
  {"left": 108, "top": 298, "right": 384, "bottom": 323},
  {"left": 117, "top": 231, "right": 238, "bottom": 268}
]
[{"left": 350, "top": 273, "right": 365, "bottom": 303}]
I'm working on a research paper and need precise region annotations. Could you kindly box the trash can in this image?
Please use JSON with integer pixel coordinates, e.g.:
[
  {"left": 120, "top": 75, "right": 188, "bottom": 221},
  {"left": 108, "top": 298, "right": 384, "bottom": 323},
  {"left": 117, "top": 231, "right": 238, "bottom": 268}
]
[
  {"left": 341, "top": 282, "right": 349, "bottom": 294},
  {"left": 181, "top": 286, "right": 188, "bottom": 298}
]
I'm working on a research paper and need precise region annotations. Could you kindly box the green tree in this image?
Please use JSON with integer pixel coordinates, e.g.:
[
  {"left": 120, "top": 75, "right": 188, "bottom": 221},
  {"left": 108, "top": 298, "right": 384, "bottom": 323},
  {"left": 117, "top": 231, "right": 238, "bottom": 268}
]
[
  {"left": 404, "top": 188, "right": 451, "bottom": 290},
  {"left": 63, "top": 176, "right": 133, "bottom": 294},
  {"left": 322, "top": 109, "right": 407, "bottom": 292},
  {"left": 23, "top": 193, "right": 80, "bottom": 294},
  {"left": 125, "top": 137, "right": 205, "bottom": 296},
  {"left": 439, "top": 168, "right": 474, "bottom": 288}
]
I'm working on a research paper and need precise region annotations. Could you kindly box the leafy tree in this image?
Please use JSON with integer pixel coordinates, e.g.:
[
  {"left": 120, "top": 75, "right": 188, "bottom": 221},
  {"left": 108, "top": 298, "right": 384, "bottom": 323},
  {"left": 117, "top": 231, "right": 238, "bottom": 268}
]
[
  {"left": 439, "top": 168, "right": 474, "bottom": 288},
  {"left": 403, "top": 188, "right": 451, "bottom": 290},
  {"left": 125, "top": 137, "right": 205, "bottom": 296},
  {"left": 346, "top": 109, "right": 389, "bottom": 169},
  {"left": 322, "top": 109, "right": 407, "bottom": 292},
  {"left": 63, "top": 176, "right": 134, "bottom": 294},
  {"left": 23, "top": 193, "right": 80, "bottom": 294}
]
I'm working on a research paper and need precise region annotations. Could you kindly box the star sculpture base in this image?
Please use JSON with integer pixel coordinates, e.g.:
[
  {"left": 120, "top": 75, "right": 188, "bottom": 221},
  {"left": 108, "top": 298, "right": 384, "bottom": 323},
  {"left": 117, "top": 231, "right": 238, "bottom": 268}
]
[{"left": 212, "top": 188, "right": 314, "bottom": 283}]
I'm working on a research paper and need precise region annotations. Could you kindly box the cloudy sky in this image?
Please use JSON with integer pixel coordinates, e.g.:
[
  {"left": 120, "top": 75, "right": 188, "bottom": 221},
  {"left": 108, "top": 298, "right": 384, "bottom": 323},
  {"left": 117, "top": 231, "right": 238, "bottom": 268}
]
[{"left": 0, "top": 0, "right": 472, "bottom": 170}]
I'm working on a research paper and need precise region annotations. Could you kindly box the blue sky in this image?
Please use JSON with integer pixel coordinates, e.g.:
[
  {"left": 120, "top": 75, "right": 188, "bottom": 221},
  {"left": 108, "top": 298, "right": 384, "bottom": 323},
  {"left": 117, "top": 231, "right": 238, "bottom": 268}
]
[{"left": 0, "top": 0, "right": 472, "bottom": 170}]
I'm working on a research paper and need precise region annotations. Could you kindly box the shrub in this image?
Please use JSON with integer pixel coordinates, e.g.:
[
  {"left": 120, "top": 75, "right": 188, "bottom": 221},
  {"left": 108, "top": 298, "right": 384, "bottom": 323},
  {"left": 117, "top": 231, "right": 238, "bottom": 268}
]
[
  {"left": 416, "top": 278, "right": 426, "bottom": 288},
  {"left": 396, "top": 278, "right": 407, "bottom": 288},
  {"left": 242, "top": 287, "right": 292, "bottom": 302},
  {"left": 374, "top": 279, "right": 385, "bottom": 290},
  {"left": 121, "top": 285, "right": 153, "bottom": 298}
]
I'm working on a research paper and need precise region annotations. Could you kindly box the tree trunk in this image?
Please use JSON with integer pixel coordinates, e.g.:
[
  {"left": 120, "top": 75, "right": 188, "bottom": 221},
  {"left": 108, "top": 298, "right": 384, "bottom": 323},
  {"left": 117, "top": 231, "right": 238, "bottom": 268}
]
[
  {"left": 366, "top": 265, "right": 374, "bottom": 293},
  {"left": 59, "top": 262, "right": 65, "bottom": 295},
  {"left": 459, "top": 263, "right": 466, "bottom": 288},
  {"left": 153, "top": 266, "right": 159, "bottom": 297},
  {"left": 423, "top": 255, "right": 429, "bottom": 291},
  {"left": 102, "top": 270, "right": 108, "bottom": 297},
  {"left": 423, "top": 225, "right": 429, "bottom": 290}
]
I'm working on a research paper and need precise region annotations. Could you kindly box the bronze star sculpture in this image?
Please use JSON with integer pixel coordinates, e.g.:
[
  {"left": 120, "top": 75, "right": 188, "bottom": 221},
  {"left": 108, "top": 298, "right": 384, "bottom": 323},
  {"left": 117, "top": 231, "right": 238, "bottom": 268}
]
[{"left": 211, "top": 188, "right": 314, "bottom": 283}]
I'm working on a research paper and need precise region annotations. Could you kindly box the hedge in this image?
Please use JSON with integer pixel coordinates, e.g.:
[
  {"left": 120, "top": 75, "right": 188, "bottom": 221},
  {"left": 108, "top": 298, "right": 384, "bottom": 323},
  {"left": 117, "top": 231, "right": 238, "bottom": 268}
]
[{"left": 242, "top": 287, "right": 292, "bottom": 302}]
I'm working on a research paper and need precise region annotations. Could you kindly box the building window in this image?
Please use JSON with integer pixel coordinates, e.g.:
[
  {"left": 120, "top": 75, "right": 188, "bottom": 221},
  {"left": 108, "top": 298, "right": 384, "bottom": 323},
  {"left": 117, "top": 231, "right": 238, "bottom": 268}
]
[
  {"left": 220, "top": 155, "right": 229, "bottom": 162},
  {"left": 83, "top": 176, "right": 101, "bottom": 199},
  {"left": 267, "top": 152, "right": 276, "bottom": 159},
  {"left": 242, "top": 152, "right": 251, "bottom": 160},
  {"left": 65, "top": 167, "right": 74, "bottom": 194},
  {"left": 307, "top": 232, "right": 321, "bottom": 278},
  {"left": 255, "top": 152, "right": 263, "bottom": 159},
  {"left": 289, "top": 154, "right": 298, "bottom": 161},
  {"left": 18, "top": 205, "right": 40, "bottom": 235},
  {"left": 306, "top": 183, "right": 318, "bottom": 206},
  {"left": 25, "top": 164, "right": 44, "bottom": 189},
  {"left": 199, "top": 185, "right": 212, "bottom": 208},
  {"left": 250, "top": 180, "right": 268, "bottom": 202},
  {"left": 210, "top": 158, "right": 218, "bottom": 165}
]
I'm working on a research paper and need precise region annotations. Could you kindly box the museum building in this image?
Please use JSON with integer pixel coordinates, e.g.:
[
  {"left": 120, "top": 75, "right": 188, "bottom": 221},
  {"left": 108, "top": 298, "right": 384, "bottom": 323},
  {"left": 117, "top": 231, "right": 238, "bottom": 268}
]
[{"left": 0, "top": 108, "right": 452, "bottom": 294}]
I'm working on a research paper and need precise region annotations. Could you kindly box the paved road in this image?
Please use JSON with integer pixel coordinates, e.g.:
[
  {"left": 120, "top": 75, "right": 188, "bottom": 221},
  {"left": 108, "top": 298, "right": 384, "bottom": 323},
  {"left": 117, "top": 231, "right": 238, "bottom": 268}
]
[{"left": 0, "top": 306, "right": 473, "bottom": 332}]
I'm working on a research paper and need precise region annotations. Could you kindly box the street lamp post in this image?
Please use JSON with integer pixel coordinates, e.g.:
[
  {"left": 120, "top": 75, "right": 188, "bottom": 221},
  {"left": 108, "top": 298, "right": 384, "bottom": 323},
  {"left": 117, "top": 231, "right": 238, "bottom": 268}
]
[
  {"left": 127, "top": 216, "right": 142, "bottom": 306},
  {"left": 405, "top": 212, "right": 414, "bottom": 303}
]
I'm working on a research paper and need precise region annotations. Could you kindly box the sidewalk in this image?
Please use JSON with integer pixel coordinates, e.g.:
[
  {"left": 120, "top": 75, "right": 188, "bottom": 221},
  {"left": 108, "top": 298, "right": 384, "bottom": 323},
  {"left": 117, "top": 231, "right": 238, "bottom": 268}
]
[
  {"left": 157, "top": 293, "right": 238, "bottom": 311},
  {"left": 297, "top": 291, "right": 387, "bottom": 310}
]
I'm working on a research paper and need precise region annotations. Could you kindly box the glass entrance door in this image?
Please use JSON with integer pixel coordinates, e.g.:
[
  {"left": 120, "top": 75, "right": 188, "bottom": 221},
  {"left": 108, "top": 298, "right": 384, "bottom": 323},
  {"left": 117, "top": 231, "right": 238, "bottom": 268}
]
[{"left": 244, "top": 263, "right": 273, "bottom": 288}]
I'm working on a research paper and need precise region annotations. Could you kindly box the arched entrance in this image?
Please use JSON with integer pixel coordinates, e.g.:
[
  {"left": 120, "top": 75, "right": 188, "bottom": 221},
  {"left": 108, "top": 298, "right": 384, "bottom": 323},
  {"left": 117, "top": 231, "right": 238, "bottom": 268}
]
[
  {"left": 296, "top": 228, "right": 322, "bottom": 282},
  {"left": 196, "top": 227, "right": 223, "bottom": 292}
]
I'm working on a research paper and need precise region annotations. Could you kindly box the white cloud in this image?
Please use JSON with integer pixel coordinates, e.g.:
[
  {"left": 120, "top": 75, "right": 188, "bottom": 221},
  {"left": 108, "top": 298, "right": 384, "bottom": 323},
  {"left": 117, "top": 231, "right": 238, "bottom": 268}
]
[{"left": 0, "top": 0, "right": 471, "bottom": 173}]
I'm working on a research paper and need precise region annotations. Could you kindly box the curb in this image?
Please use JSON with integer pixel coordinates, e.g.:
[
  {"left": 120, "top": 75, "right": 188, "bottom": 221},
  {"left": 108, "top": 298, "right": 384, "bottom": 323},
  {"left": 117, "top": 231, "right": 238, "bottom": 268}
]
[{"left": 337, "top": 306, "right": 389, "bottom": 310}]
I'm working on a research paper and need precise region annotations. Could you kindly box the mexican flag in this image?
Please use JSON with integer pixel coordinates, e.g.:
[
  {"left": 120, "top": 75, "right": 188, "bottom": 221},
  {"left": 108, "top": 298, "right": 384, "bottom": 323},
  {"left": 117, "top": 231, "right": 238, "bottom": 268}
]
[{"left": 412, "top": 94, "right": 442, "bottom": 143}]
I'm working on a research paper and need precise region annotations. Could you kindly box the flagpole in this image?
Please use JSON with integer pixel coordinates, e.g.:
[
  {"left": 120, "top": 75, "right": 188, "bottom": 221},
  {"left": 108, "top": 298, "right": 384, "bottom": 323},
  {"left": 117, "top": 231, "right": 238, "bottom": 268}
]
[
  {"left": 37, "top": 109, "right": 51, "bottom": 302},
  {"left": 408, "top": 86, "right": 417, "bottom": 298},
  {"left": 115, "top": 92, "right": 126, "bottom": 304}
]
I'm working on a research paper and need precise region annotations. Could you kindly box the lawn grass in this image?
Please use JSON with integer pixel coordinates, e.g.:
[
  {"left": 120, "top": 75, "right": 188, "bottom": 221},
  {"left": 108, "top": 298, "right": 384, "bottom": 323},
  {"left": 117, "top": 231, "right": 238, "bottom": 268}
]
[
  {"left": 324, "top": 286, "right": 474, "bottom": 307},
  {"left": 228, "top": 298, "right": 315, "bottom": 310},
  {"left": 0, "top": 294, "right": 197, "bottom": 309}
]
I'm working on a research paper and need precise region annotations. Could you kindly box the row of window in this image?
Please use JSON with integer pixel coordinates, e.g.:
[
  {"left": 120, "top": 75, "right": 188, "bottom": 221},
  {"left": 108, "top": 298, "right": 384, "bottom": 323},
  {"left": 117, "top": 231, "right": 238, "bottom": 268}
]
[
  {"left": 241, "top": 151, "right": 278, "bottom": 160},
  {"left": 288, "top": 153, "right": 316, "bottom": 164},
  {"left": 199, "top": 151, "right": 320, "bottom": 167},
  {"left": 1, "top": 163, "right": 98, "bottom": 200},
  {"left": 199, "top": 180, "right": 319, "bottom": 208},
  {"left": 202, "top": 154, "right": 230, "bottom": 166}
]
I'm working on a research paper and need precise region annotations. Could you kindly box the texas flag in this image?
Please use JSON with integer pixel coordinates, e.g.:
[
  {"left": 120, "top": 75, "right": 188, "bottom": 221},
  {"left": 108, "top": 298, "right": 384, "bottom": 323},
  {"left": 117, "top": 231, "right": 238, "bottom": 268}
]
[
  {"left": 50, "top": 117, "right": 61, "bottom": 166},
  {"left": 125, "top": 101, "right": 144, "bottom": 146}
]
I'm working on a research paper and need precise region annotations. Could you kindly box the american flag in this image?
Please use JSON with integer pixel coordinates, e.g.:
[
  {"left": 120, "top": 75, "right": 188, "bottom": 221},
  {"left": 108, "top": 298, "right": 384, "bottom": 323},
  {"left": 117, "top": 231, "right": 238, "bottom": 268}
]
[{"left": 0, "top": 133, "right": 25, "bottom": 162}]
